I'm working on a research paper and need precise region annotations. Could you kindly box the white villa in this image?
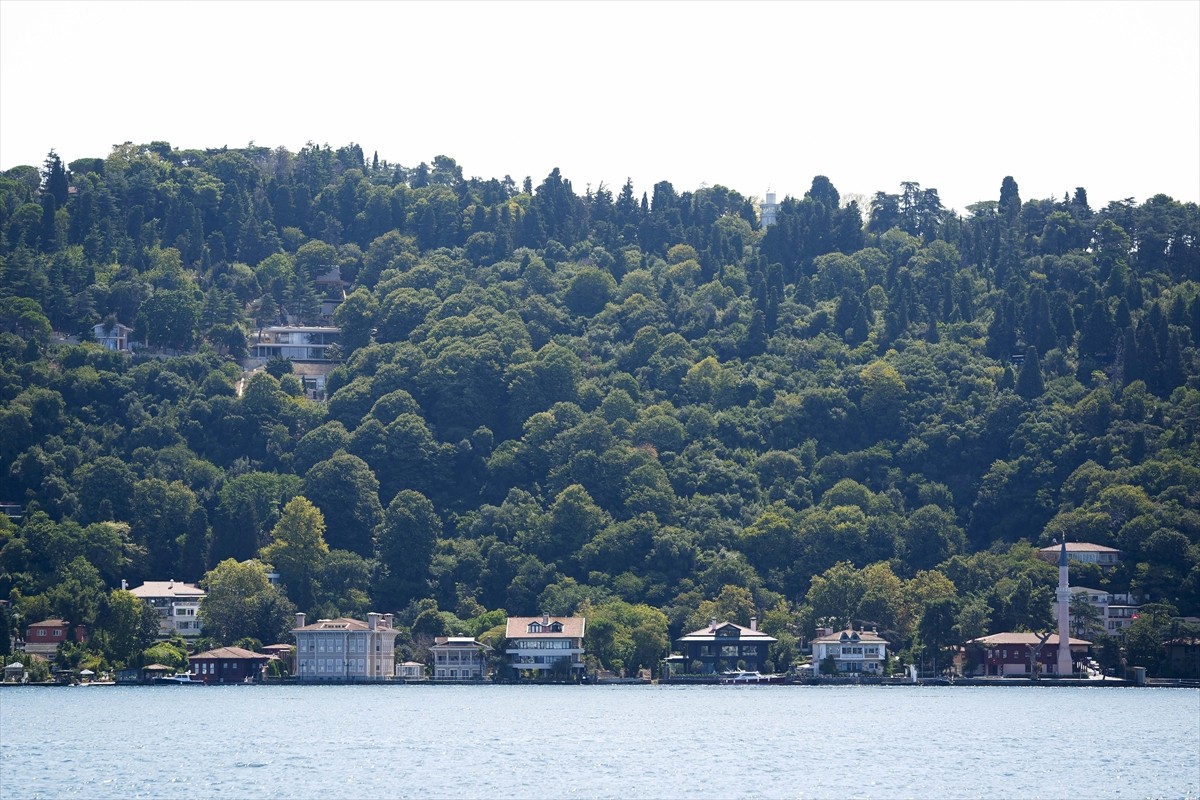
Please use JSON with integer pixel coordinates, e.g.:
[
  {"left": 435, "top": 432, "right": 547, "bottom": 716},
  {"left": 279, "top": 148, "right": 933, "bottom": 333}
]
[
  {"left": 293, "top": 612, "right": 398, "bottom": 682},
  {"left": 126, "top": 580, "right": 205, "bottom": 639},
  {"left": 505, "top": 614, "right": 586, "bottom": 679},
  {"left": 811, "top": 627, "right": 890, "bottom": 676},
  {"left": 430, "top": 636, "right": 492, "bottom": 680}
]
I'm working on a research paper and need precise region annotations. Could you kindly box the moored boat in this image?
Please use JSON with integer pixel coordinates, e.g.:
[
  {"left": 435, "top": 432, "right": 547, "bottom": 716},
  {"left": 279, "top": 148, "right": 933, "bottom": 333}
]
[{"left": 152, "top": 673, "right": 205, "bottom": 685}]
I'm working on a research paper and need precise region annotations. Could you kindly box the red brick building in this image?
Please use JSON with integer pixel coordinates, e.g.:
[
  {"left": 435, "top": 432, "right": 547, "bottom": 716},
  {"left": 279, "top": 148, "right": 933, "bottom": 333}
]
[{"left": 23, "top": 619, "right": 87, "bottom": 657}]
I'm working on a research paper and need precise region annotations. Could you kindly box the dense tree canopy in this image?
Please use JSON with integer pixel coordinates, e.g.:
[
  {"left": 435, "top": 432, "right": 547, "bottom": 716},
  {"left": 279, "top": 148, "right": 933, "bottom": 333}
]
[{"left": 1, "top": 142, "right": 1198, "bottom": 675}]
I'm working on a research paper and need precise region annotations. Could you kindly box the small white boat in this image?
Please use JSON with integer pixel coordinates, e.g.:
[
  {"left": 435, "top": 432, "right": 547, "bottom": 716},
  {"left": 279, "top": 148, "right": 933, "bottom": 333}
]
[
  {"left": 152, "top": 673, "right": 205, "bottom": 686},
  {"left": 720, "top": 670, "right": 774, "bottom": 684}
]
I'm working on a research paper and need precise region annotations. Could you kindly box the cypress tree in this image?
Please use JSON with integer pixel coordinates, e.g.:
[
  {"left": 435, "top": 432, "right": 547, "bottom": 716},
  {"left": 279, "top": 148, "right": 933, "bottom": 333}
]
[
  {"left": 1120, "top": 327, "right": 1140, "bottom": 386},
  {"left": 744, "top": 310, "right": 768, "bottom": 357},
  {"left": 1161, "top": 330, "right": 1185, "bottom": 393},
  {"left": 43, "top": 150, "right": 69, "bottom": 207},
  {"left": 1079, "top": 300, "right": 1114, "bottom": 359},
  {"left": 1016, "top": 346, "right": 1045, "bottom": 399}
]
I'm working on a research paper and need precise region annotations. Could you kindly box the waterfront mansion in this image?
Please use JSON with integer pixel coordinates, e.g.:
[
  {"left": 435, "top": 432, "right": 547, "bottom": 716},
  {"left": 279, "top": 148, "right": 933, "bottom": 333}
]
[
  {"left": 505, "top": 614, "right": 586, "bottom": 679},
  {"left": 293, "top": 612, "right": 398, "bottom": 682}
]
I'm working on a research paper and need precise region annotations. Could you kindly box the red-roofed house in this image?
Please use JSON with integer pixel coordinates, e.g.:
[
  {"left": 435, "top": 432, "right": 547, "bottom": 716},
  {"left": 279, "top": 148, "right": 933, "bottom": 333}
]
[
  {"left": 505, "top": 614, "right": 586, "bottom": 679},
  {"left": 23, "top": 619, "right": 86, "bottom": 657},
  {"left": 966, "top": 632, "right": 1091, "bottom": 677}
]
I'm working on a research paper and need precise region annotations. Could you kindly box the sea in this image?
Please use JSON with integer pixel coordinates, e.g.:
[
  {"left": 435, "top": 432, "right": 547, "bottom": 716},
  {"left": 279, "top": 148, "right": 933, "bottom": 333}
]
[{"left": 1, "top": 684, "right": 1197, "bottom": 799}]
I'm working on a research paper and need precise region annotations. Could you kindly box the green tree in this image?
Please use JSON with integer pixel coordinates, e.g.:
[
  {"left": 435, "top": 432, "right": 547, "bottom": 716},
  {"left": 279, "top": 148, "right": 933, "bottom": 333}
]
[
  {"left": 1015, "top": 346, "right": 1045, "bottom": 399},
  {"left": 374, "top": 489, "right": 441, "bottom": 611},
  {"left": 48, "top": 556, "right": 107, "bottom": 629},
  {"left": 302, "top": 453, "right": 382, "bottom": 558},
  {"left": 136, "top": 288, "right": 202, "bottom": 350},
  {"left": 333, "top": 287, "right": 377, "bottom": 355},
  {"left": 564, "top": 268, "right": 616, "bottom": 316},
  {"left": 199, "top": 558, "right": 296, "bottom": 645},
  {"left": 259, "top": 496, "right": 330, "bottom": 611},
  {"left": 98, "top": 589, "right": 161, "bottom": 667}
]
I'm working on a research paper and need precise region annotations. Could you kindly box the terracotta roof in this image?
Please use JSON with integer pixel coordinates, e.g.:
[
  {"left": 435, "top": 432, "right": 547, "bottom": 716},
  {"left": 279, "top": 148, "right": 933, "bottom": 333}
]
[
  {"left": 1038, "top": 542, "right": 1119, "bottom": 553},
  {"left": 27, "top": 619, "right": 68, "bottom": 627},
  {"left": 677, "top": 621, "right": 777, "bottom": 644},
  {"left": 128, "top": 581, "right": 205, "bottom": 599},
  {"left": 969, "top": 633, "right": 1091, "bottom": 646},
  {"left": 505, "top": 616, "right": 586, "bottom": 638},
  {"left": 811, "top": 627, "right": 889, "bottom": 645},
  {"left": 190, "top": 646, "right": 270, "bottom": 660}
]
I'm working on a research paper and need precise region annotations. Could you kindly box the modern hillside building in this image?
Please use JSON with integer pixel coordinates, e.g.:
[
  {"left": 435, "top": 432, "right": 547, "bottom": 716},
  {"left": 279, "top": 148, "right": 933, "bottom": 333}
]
[
  {"left": 126, "top": 580, "right": 205, "bottom": 640},
  {"left": 1038, "top": 541, "right": 1120, "bottom": 568},
  {"left": 248, "top": 326, "right": 341, "bottom": 362}
]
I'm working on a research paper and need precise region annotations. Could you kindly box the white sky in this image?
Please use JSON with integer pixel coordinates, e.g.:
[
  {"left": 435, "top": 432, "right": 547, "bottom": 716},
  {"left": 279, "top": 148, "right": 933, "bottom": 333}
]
[{"left": 2, "top": 0, "right": 1198, "bottom": 213}]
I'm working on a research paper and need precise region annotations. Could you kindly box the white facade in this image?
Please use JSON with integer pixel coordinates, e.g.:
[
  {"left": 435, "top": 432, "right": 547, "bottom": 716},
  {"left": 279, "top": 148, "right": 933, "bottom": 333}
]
[
  {"left": 398, "top": 661, "right": 426, "bottom": 680},
  {"left": 505, "top": 615, "right": 586, "bottom": 676},
  {"left": 249, "top": 326, "right": 340, "bottom": 362},
  {"left": 1071, "top": 587, "right": 1141, "bottom": 638},
  {"left": 93, "top": 322, "right": 133, "bottom": 351},
  {"left": 431, "top": 636, "right": 491, "bottom": 680},
  {"left": 760, "top": 192, "right": 779, "bottom": 227},
  {"left": 127, "top": 580, "right": 205, "bottom": 639},
  {"left": 810, "top": 628, "right": 889, "bottom": 676},
  {"left": 293, "top": 613, "right": 398, "bottom": 682}
]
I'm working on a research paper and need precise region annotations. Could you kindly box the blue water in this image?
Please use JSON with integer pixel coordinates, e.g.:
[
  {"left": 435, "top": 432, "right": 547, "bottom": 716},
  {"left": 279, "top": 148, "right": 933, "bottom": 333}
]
[{"left": 1, "top": 684, "right": 1196, "bottom": 799}]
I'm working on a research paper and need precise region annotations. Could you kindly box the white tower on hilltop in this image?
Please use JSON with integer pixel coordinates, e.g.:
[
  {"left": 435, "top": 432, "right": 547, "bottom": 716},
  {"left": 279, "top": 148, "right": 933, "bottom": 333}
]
[
  {"left": 1056, "top": 539, "right": 1073, "bottom": 676},
  {"left": 761, "top": 191, "right": 778, "bottom": 227}
]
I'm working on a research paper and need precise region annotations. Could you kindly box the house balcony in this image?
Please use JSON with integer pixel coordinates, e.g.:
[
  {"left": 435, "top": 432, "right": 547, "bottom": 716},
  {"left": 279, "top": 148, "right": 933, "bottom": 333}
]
[{"left": 508, "top": 656, "right": 585, "bottom": 669}]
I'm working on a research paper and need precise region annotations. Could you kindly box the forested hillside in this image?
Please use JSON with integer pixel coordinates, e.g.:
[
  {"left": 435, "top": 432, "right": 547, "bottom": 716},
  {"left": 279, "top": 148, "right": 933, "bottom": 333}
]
[{"left": 1, "top": 142, "right": 1198, "bottom": 676}]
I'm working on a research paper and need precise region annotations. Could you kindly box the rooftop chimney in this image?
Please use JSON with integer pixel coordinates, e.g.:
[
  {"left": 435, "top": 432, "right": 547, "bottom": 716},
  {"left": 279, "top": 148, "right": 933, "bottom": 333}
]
[
  {"left": 710, "top": 617, "right": 718, "bottom": 632},
  {"left": 750, "top": 616, "right": 758, "bottom": 631},
  {"left": 295, "top": 612, "right": 306, "bottom": 629},
  {"left": 383, "top": 613, "right": 393, "bottom": 629},
  {"left": 368, "top": 612, "right": 379, "bottom": 631},
  {"left": 121, "top": 579, "right": 127, "bottom": 591},
  {"left": 542, "top": 612, "right": 549, "bottom": 625}
]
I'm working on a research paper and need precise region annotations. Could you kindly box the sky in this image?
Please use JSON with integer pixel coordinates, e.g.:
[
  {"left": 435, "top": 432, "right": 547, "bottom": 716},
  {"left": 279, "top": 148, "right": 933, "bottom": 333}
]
[{"left": 2, "top": 0, "right": 1198, "bottom": 214}]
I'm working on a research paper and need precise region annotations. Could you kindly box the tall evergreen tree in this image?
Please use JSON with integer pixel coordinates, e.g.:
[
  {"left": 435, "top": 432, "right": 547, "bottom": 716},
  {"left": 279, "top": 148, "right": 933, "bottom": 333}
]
[{"left": 1015, "top": 346, "right": 1045, "bottom": 399}]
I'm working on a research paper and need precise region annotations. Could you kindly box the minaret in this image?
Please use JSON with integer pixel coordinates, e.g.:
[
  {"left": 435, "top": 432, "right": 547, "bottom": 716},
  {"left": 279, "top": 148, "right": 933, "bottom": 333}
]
[
  {"left": 761, "top": 191, "right": 778, "bottom": 227},
  {"left": 1056, "top": 539, "right": 1073, "bottom": 676}
]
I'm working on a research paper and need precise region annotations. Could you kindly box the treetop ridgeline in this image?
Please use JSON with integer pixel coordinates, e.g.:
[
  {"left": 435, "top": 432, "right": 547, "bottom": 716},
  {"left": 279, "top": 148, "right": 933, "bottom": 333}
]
[{"left": 0, "top": 141, "right": 1197, "bottom": 678}]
